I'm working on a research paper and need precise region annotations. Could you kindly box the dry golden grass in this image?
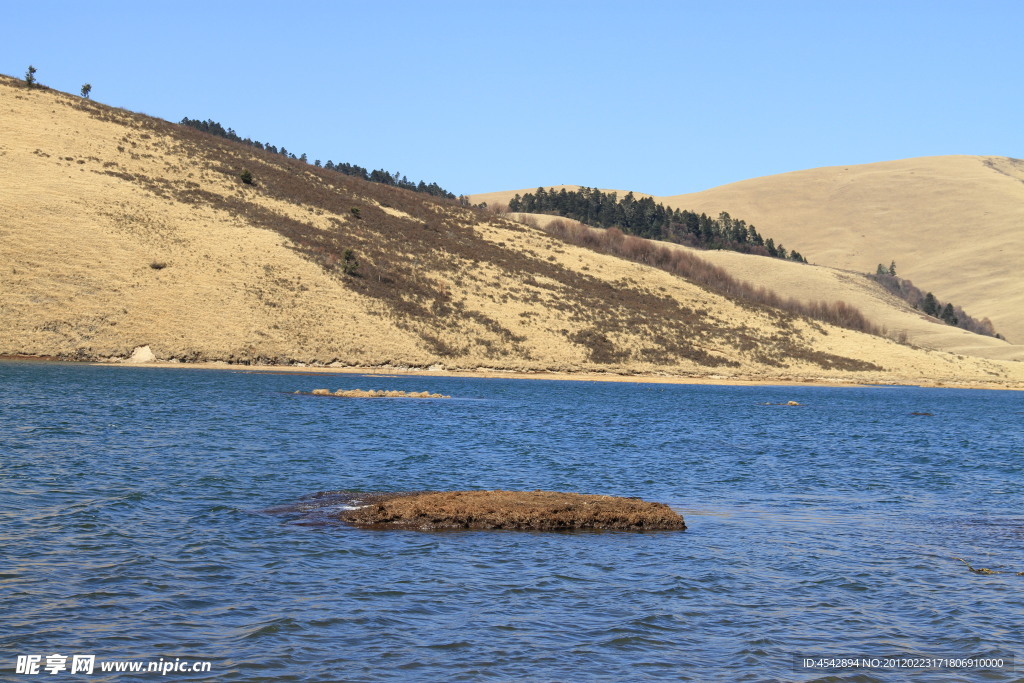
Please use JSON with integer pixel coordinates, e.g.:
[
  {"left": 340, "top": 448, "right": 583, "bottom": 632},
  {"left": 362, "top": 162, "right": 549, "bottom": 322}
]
[
  {"left": 2, "top": 75, "right": 1024, "bottom": 387},
  {"left": 337, "top": 490, "right": 687, "bottom": 531},
  {"left": 471, "top": 157, "right": 1024, "bottom": 356},
  {"left": 506, "top": 213, "right": 1024, "bottom": 362},
  {"left": 654, "top": 156, "right": 1024, "bottom": 344},
  {"left": 686, "top": 247, "right": 1024, "bottom": 362}
]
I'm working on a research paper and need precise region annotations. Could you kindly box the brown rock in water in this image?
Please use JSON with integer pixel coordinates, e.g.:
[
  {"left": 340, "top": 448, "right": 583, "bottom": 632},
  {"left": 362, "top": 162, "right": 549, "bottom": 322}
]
[
  {"left": 302, "top": 389, "right": 450, "bottom": 398},
  {"left": 337, "top": 490, "right": 686, "bottom": 531}
]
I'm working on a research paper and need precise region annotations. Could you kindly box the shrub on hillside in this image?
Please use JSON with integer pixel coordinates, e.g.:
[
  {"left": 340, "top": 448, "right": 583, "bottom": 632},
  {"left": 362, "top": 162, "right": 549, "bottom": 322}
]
[
  {"left": 542, "top": 218, "right": 886, "bottom": 340},
  {"left": 342, "top": 249, "right": 359, "bottom": 276}
]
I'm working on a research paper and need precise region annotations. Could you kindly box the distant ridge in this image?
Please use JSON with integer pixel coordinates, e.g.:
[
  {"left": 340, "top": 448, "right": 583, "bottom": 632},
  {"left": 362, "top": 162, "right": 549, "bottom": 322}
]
[{"left": 179, "top": 117, "right": 458, "bottom": 199}]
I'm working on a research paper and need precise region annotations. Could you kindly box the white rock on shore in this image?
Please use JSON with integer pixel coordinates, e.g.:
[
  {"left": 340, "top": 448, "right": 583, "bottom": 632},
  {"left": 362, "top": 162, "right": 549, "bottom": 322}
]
[{"left": 127, "top": 345, "right": 156, "bottom": 363}]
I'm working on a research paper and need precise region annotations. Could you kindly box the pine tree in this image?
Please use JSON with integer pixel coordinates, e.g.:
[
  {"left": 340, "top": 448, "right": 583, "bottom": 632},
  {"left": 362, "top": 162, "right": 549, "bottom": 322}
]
[
  {"left": 921, "top": 292, "right": 939, "bottom": 316},
  {"left": 80, "top": 83, "right": 92, "bottom": 99},
  {"left": 25, "top": 65, "right": 37, "bottom": 88},
  {"left": 342, "top": 249, "right": 359, "bottom": 275}
]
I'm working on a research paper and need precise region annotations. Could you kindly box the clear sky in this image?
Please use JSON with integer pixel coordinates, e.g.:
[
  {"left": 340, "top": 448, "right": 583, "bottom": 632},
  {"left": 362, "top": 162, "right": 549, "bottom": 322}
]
[{"left": 3, "top": 1, "right": 1022, "bottom": 196}]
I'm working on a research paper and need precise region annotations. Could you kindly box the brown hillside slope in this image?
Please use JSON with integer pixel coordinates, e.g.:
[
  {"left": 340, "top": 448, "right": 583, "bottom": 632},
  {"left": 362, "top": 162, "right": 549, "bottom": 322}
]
[
  {"left": 510, "top": 213, "right": 1024, "bottom": 362},
  {"left": 472, "top": 157, "right": 1024, "bottom": 345},
  {"left": 1, "top": 76, "right": 1022, "bottom": 386},
  {"left": 690, "top": 249, "right": 1024, "bottom": 362},
  {"left": 659, "top": 156, "right": 1024, "bottom": 344}
]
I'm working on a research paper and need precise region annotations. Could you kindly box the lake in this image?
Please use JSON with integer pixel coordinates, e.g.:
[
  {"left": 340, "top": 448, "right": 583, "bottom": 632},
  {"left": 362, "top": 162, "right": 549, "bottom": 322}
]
[{"left": 1, "top": 361, "right": 1021, "bottom": 681}]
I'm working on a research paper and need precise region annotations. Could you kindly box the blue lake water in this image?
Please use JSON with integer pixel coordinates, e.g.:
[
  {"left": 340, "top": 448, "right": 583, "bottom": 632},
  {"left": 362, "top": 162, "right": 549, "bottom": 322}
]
[{"left": 1, "top": 361, "right": 1022, "bottom": 681}]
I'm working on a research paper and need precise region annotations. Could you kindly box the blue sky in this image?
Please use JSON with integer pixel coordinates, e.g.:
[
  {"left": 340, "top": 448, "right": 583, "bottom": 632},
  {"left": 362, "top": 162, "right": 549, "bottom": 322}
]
[{"left": 3, "top": 1, "right": 1022, "bottom": 196}]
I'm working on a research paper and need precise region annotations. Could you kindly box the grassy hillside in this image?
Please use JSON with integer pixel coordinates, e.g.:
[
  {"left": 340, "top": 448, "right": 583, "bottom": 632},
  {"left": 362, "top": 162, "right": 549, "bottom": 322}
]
[
  {"left": 656, "top": 156, "right": 1024, "bottom": 344},
  {"left": 512, "top": 214, "right": 1023, "bottom": 363},
  {"left": 472, "top": 157, "right": 1024, "bottom": 348},
  {"left": 2, "top": 75, "right": 1022, "bottom": 386}
]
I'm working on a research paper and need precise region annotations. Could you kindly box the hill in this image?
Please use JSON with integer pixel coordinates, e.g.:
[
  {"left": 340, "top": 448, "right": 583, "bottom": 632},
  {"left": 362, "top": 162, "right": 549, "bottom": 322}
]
[
  {"left": 661, "top": 156, "right": 1024, "bottom": 344},
  {"left": 2, "top": 74, "right": 1022, "bottom": 387},
  {"left": 505, "top": 213, "right": 1023, "bottom": 363},
  {"left": 475, "top": 157, "right": 1024, "bottom": 344}
]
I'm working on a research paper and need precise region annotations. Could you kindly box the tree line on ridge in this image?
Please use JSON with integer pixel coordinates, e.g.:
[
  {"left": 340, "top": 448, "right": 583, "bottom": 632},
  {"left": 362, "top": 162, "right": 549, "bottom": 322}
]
[
  {"left": 179, "top": 117, "right": 457, "bottom": 200},
  {"left": 870, "top": 262, "right": 1001, "bottom": 338},
  {"left": 507, "top": 187, "right": 808, "bottom": 263}
]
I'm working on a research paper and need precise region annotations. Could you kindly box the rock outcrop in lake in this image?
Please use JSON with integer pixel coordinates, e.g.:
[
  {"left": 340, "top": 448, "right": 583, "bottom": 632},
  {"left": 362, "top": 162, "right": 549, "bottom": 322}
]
[
  {"left": 299, "top": 389, "right": 450, "bottom": 398},
  {"left": 337, "top": 490, "right": 686, "bottom": 531}
]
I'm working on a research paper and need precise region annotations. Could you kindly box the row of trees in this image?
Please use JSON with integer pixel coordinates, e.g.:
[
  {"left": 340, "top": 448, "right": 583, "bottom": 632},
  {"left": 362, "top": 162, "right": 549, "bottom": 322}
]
[
  {"left": 871, "top": 263, "right": 1001, "bottom": 338},
  {"left": 179, "top": 117, "right": 456, "bottom": 199},
  {"left": 507, "top": 187, "right": 807, "bottom": 262}
]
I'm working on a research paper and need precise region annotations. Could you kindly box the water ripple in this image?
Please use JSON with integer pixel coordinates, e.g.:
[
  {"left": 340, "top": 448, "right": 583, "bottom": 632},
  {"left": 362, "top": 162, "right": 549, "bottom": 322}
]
[{"left": 1, "top": 362, "right": 1022, "bottom": 680}]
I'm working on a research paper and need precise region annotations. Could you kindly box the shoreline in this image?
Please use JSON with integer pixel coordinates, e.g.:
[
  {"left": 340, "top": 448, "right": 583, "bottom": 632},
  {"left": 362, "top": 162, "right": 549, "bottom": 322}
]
[{"left": 2, "top": 355, "right": 1021, "bottom": 391}]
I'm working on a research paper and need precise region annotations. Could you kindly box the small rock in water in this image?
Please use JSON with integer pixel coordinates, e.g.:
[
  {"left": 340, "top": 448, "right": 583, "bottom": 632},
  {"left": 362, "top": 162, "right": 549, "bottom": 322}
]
[
  {"left": 301, "top": 389, "right": 449, "bottom": 399},
  {"left": 336, "top": 490, "right": 686, "bottom": 532}
]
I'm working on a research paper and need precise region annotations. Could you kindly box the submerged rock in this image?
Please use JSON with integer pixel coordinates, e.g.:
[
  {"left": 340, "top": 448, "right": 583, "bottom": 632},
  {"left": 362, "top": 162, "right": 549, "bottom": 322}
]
[
  {"left": 336, "top": 490, "right": 686, "bottom": 531},
  {"left": 954, "top": 557, "right": 1024, "bottom": 576},
  {"left": 299, "top": 389, "right": 450, "bottom": 398}
]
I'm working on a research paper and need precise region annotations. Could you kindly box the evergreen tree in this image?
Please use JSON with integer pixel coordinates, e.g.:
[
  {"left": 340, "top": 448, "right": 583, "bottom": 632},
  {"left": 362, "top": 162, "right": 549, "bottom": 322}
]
[
  {"left": 80, "top": 83, "right": 92, "bottom": 99},
  {"left": 921, "top": 292, "right": 939, "bottom": 316},
  {"left": 24, "top": 65, "right": 37, "bottom": 88},
  {"left": 342, "top": 249, "right": 359, "bottom": 275},
  {"left": 507, "top": 186, "right": 808, "bottom": 262}
]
